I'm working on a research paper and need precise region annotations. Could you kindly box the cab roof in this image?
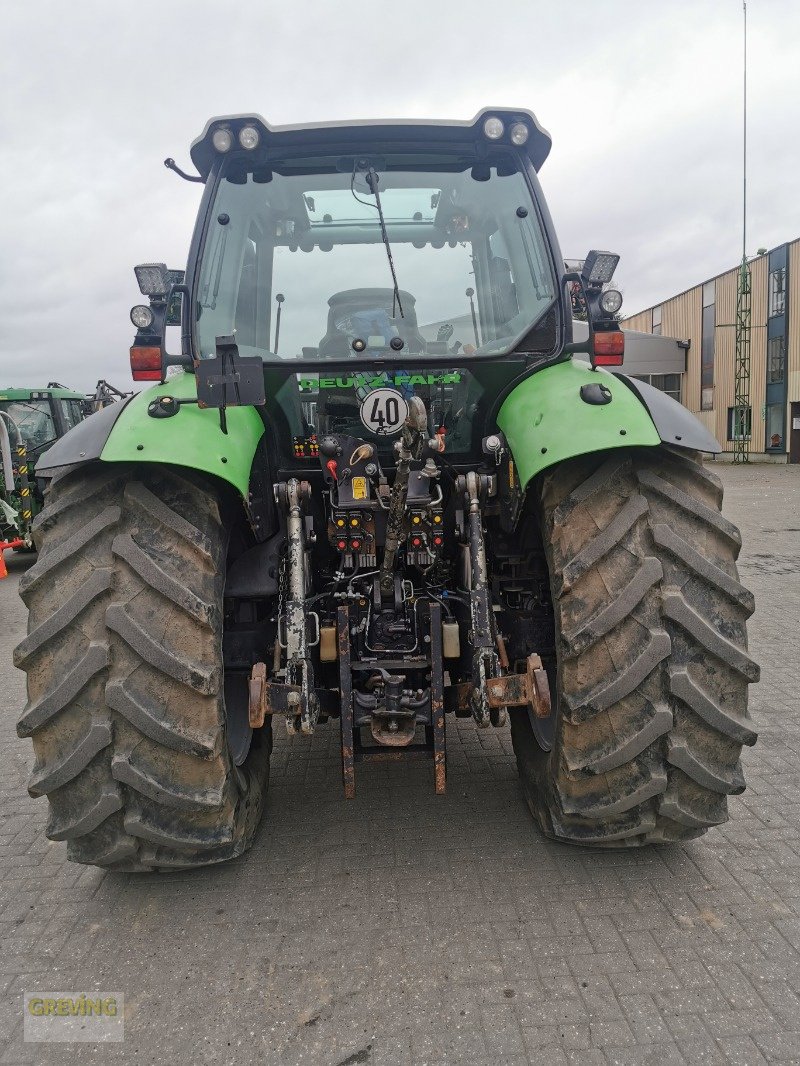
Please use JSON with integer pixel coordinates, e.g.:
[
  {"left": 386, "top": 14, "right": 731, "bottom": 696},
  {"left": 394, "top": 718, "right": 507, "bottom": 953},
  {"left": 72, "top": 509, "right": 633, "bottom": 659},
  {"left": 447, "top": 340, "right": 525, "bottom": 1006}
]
[
  {"left": 189, "top": 107, "right": 552, "bottom": 183},
  {"left": 0, "top": 387, "right": 85, "bottom": 401}
]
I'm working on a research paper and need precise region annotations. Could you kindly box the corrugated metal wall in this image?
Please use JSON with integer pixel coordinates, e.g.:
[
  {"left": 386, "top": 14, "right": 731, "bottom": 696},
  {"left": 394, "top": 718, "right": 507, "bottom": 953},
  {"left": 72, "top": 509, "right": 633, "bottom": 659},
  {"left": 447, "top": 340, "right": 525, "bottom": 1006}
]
[
  {"left": 662, "top": 289, "right": 701, "bottom": 412},
  {"left": 622, "top": 238, "right": 799, "bottom": 454},
  {"left": 623, "top": 309, "right": 651, "bottom": 332}
]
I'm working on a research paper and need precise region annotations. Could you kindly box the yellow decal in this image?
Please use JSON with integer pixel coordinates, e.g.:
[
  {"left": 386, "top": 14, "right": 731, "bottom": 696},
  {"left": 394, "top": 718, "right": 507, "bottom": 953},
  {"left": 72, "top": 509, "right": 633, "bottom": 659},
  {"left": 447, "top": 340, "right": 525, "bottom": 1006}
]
[{"left": 351, "top": 476, "right": 367, "bottom": 500}]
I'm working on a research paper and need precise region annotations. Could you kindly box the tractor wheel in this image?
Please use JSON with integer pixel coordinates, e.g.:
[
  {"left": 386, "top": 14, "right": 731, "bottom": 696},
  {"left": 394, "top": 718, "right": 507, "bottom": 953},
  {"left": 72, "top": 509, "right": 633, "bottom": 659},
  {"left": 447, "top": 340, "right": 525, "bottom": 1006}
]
[
  {"left": 14, "top": 464, "right": 271, "bottom": 872},
  {"left": 510, "top": 447, "right": 759, "bottom": 846}
]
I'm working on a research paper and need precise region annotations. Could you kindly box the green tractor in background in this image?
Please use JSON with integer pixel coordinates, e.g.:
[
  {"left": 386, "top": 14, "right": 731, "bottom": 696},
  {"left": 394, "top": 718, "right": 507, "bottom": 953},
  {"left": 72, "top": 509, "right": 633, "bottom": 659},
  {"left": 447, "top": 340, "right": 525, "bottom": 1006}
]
[
  {"left": 1, "top": 382, "right": 130, "bottom": 575},
  {"left": 1, "top": 385, "right": 89, "bottom": 575},
  {"left": 15, "top": 109, "right": 759, "bottom": 871}
]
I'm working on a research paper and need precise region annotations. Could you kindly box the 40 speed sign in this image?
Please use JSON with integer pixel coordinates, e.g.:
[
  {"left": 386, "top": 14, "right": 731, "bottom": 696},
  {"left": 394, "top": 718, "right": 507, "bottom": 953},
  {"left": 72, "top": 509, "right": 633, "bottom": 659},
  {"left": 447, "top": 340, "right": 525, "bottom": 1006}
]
[{"left": 359, "top": 389, "right": 408, "bottom": 436}]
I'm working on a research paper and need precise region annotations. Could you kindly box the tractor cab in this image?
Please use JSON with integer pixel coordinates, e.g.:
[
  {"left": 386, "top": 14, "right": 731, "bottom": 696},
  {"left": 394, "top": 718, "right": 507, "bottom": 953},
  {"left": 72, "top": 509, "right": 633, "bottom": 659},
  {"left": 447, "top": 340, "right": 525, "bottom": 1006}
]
[
  {"left": 129, "top": 111, "right": 628, "bottom": 497},
  {"left": 0, "top": 386, "right": 86, "bottom": 456}
]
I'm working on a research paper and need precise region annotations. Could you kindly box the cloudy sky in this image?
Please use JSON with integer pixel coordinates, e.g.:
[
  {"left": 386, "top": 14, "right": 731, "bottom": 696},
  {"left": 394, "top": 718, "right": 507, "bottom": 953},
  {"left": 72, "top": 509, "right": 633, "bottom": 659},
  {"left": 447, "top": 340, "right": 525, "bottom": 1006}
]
[{"left": 1, "top": 0, "right": 798, "bottom": 390}]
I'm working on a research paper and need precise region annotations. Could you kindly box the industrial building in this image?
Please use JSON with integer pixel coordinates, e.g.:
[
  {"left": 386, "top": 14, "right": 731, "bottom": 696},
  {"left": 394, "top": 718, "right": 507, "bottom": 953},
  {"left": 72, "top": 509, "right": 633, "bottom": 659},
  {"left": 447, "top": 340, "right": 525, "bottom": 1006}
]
[{"left": 622, "top": 238, "right": 800, "bottom": 462}]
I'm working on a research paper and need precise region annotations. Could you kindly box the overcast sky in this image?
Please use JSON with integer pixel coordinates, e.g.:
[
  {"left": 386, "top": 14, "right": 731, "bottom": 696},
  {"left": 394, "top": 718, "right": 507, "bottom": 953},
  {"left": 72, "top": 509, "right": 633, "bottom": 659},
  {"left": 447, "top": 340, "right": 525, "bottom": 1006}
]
[{"left": 1, "top": 0, "right": 798, "bottom": 391}]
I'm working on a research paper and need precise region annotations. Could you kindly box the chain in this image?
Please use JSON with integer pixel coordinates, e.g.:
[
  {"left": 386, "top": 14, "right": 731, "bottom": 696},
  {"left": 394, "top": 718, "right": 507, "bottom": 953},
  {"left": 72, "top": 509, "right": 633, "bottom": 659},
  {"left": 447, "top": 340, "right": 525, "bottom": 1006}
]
[{"left": 277, "top": 553, "right": 287, "bottom": 633}]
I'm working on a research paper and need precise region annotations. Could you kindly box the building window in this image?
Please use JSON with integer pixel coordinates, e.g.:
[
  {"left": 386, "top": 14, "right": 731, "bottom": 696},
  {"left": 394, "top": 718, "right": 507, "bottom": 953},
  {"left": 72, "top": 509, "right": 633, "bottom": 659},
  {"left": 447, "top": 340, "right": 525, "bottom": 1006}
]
[
  {"left": 700, "top": 281, "right": 715, "bottom": 408},
  {"left": 630, "top": 373, "right": 682, "bottom": 404},
  {"left": 766, "top": 403, "right": 785, "bottom": 450},
  {"left": 652, "top": 305, "right": 662, "bottom": 336},
  {"left": 769, "top": 267, "right": 786, "bottom": 318},
  {"left": 650, "top": 374, "right": 681, "bottom": 402},
  {"left": 767, "top": 336, "right": 785, "bottom": 385},
  {"left": 727, "top": 406, "right": 751, "bottom": 441}
]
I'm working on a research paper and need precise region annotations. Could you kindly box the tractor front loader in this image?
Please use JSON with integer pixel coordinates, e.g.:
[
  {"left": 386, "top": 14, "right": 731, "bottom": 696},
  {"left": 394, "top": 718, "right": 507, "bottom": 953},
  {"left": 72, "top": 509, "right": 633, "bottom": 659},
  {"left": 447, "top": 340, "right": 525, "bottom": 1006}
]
[{"left": 15, "top": 110, "right": 758, "bottom": 871}]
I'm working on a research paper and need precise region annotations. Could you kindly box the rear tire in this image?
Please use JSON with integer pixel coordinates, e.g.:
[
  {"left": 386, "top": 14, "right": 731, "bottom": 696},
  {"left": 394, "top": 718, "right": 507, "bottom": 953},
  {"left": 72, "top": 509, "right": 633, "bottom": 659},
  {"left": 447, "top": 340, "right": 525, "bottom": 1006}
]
[
  {"left": 510, "top": 447, "right": 759, "bottom": 846},
  {"left": 15, "top": 464, "right": 271, "bottom": 872}
]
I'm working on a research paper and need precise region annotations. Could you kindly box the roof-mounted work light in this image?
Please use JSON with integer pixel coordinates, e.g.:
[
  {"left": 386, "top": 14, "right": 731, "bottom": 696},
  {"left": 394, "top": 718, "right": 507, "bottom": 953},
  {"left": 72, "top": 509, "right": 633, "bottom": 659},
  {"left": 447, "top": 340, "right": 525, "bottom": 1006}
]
[
  {"left": 212, "top": 128, "right": 233, "bottom": 152},
  {"left": 483, "top": 116, "right": 505, "bottom": 140},
  {"left": 238, "top": 126, "right": 260, "bottom": 149},
  {"left": 509, "top": 121, "right": 529, "bottom": 145}
]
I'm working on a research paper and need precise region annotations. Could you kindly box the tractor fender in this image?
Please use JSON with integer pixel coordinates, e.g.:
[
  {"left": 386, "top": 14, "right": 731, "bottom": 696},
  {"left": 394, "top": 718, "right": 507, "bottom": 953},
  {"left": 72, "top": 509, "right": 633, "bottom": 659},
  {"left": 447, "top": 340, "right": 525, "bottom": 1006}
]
[
  {"left": 40, "top": 372, "right": 264, "bottom": 499},
  {"left": 613, "top": 373, "right": 721, "bottom": 454},
  {"left": 36, "top": 396, "right": 134, "bottom": 476},
  {"left": 497, "top": 358, "right": 662, "bottom": 489}
]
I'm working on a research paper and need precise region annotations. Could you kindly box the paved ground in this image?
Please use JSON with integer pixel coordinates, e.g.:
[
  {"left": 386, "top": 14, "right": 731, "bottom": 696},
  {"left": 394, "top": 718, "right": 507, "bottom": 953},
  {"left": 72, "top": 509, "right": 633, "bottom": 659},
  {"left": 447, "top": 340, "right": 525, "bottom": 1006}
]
[{"left": 0, "top": 462, "right": 798, "bottom": 1065}]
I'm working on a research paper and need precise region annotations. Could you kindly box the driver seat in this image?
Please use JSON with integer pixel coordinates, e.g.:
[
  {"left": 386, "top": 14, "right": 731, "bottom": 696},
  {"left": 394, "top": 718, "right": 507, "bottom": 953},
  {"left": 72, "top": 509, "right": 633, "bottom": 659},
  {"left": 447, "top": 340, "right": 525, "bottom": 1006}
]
[{"left": 318, "top": 288, "right": 426, "bottom": 356}]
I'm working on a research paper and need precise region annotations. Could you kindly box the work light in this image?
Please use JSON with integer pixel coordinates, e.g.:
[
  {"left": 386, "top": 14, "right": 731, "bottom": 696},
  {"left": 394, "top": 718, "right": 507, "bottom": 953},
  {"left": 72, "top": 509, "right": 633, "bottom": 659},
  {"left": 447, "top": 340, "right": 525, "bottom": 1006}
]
[
  {"left": 581, "top": 251, "right": 620, "bottom": 285},
  {"left": 599, "top": 289, "right": 623, "bottom": 315},
  {"left": 483, "top": 116, "right": 504, "bottom": 140},
  {"left": 134, "top": 263, "right": 169, "bottom": 298},
  {"left": 509, "top": 122, "right": 529, "bottom": 145},
  {"left": 130, "top": 304, "right": 154, "bottom": 329},
  {"left": 239, "top": 126, "right": 260, "bottom": 149},
  {"left": 212, "top": 128, "right": 233, "bottom": 152}
]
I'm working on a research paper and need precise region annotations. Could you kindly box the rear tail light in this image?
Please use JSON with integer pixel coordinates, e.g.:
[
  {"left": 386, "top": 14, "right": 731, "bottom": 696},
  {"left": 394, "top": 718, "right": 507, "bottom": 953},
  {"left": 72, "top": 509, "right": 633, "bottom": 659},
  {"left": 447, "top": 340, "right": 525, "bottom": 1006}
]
[
  {"left": 130, "top": 346, "right": 163, "bottom": 381},
  {"left": 591, "top": 330, "right": 624, "bottom": 366}
]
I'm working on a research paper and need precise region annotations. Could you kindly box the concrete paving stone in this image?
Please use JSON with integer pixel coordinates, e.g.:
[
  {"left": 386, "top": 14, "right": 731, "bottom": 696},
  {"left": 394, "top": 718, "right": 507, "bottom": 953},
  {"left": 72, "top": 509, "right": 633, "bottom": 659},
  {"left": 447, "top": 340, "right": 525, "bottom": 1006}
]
[
  {"left": 1, "top": 463, "right": 799, "bottom": 1063},
  {"left": 714, "top": 1036, "right": 770, "bottom": 1066},
  {"left": 701, "top": 1009, "right": 780, "bottom": 1040},
  {"left": 565, "top": 1051, "right": 607, "bottom": 1066},
  {"left": 604, "top": 1046, "right": 687, "bottom": 1066}
]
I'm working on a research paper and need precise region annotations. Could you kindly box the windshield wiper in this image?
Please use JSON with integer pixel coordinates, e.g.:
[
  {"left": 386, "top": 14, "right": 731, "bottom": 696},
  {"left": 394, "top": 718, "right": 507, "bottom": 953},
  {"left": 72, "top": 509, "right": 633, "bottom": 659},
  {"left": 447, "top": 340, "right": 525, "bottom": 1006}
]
[{"left": 351, "top": 162, "right": 404, "bottom": 320}]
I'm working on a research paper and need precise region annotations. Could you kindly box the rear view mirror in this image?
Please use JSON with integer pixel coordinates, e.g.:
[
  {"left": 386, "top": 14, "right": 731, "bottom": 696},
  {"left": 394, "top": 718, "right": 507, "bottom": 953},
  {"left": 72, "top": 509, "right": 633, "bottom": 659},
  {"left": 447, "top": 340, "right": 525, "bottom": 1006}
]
[{"left": 165, "top": 270, "right": 185, "bottom": 326}]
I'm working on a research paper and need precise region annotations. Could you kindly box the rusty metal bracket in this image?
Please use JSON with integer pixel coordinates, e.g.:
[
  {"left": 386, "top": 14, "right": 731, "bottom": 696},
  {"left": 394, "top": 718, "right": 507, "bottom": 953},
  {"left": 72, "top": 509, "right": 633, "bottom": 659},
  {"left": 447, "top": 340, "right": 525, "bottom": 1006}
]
[
  {"left": 249, "top": 663, "right": 303, "bottom": 728},
  {"left": 486, "top": 653, "right": 552, "bottom": 719}
]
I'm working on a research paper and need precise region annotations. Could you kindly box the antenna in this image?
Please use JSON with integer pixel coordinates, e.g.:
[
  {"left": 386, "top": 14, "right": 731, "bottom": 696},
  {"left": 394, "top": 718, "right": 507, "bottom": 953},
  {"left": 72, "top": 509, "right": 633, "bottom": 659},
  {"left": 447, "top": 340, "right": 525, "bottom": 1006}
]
[
  {"left": 733, "top": 0, "right": 751, "bottom": 463},
  {"left": 742, "top": 0, "right": 747, "bottom": 261}
]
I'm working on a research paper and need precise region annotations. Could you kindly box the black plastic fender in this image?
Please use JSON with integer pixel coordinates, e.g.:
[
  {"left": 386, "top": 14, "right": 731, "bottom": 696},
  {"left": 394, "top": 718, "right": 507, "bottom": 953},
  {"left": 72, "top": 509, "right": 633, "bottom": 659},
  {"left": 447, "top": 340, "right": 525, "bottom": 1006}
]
[
  {"left": 614, "top": 374, "right": 721, "bottom": 453},
  {"left": 36, "top": 397, "right": 135, "bottom": 476}
]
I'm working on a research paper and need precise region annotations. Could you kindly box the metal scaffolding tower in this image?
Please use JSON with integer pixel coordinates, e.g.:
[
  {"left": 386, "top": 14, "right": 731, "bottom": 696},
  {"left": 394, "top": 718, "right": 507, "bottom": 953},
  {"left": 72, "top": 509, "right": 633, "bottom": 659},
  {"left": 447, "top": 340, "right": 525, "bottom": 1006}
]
[
  {"left": 733, "top": 2, "right": 751, "bottom": 462},
  {"left": 734, "top": 256, "right": 751, "bottom": 462}
]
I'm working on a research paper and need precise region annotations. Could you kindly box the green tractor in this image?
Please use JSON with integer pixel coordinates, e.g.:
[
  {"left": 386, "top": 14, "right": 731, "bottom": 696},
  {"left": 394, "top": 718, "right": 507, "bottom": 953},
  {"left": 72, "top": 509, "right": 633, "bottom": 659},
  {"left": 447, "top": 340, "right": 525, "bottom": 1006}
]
[
  {"left": 15, "top": 109, "right": 758, "bottom": 871},
  {"left": 0, "top": 385, "right": 90, "bottom": 574}
]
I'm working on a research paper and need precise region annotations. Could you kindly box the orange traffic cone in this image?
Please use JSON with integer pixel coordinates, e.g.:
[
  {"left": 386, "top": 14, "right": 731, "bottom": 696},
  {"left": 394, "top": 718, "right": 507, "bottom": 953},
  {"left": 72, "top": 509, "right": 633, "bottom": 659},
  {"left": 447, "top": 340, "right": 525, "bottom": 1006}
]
[{"left": 0, "top": 549, "right": 7, "bottom": 580}]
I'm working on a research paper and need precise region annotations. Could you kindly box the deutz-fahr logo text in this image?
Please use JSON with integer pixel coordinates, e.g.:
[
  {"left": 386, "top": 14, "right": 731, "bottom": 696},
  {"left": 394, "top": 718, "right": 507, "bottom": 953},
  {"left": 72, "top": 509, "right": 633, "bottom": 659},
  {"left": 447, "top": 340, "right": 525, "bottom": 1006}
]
[{"left": 299, "top": 372, "right": 462, "bottom": 391}]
